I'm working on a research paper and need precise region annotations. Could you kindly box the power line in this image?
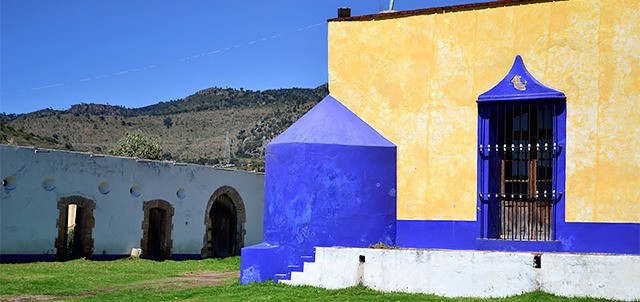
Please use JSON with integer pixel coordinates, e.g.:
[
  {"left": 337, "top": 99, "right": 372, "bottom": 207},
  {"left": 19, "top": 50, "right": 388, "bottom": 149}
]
[{"left": 2, "top": 21, "right": 326, "bottom": 96}]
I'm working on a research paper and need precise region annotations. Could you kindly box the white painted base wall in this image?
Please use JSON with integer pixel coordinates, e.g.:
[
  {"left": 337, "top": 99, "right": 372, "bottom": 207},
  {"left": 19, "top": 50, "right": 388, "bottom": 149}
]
[{"left": 282, "top": 247, "right": 640, "bottom": 301}]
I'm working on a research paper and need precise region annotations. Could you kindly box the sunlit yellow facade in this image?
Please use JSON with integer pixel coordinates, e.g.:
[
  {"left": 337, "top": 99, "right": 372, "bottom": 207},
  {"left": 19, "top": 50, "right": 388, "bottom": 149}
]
[{"left": 328, "top": 0, "right": 639, "bottom": 223}]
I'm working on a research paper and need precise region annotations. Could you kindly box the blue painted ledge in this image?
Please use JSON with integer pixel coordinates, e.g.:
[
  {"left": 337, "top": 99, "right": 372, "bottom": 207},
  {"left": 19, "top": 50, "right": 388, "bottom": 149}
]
[
  {"left": 1, "top": 253, "right": 203, "bottom": 263},
  {"left": 92, "top": 254, "right": 129, "bottom": 261},
  {"left": 397, "top": 220, "right": 640, "bottom": 254},
  {"left": 171, "top": 254, "right": 202, "bottom": 261},
  {"left": 0, "top": 254, "right": 55, "bottom": 263}
]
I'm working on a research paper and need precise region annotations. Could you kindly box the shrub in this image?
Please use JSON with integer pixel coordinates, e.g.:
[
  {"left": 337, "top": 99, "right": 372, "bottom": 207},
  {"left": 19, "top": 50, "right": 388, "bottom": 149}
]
[{"left": 109, "top": 130, "right": 163, "bottom": 160}]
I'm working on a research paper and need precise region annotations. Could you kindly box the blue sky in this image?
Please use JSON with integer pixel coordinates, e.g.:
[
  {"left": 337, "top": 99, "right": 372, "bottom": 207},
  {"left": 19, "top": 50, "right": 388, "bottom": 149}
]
[{"left": 1, "top": 0, "right": 485, "bottom": 114}]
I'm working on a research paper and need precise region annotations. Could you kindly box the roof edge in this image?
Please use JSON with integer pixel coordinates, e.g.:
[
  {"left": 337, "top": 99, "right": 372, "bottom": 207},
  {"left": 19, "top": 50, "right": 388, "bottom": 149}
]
[{"left": 328, "top": 0, "right": 563, "bottom": 22}]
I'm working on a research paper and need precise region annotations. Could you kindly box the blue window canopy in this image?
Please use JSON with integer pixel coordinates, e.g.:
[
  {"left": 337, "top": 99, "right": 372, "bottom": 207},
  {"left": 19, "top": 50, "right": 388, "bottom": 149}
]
[{"left": 477, "top": 55, "right": 565, "bottom": 102}]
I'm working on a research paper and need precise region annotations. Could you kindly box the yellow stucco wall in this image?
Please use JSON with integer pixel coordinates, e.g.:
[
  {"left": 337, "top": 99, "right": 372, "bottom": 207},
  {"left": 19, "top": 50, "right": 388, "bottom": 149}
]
[{"left": 328, "top": 0, "right": 639, "bottom": 223}]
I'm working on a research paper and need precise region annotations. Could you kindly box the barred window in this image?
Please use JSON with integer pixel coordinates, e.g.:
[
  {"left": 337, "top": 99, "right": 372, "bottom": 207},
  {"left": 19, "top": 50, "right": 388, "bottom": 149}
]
[
  {"left": 477, "top": 56, "right": 565, "bottom": 242},
  {"left": 480, "top": 103, "right": 560, "bottom": 240}
]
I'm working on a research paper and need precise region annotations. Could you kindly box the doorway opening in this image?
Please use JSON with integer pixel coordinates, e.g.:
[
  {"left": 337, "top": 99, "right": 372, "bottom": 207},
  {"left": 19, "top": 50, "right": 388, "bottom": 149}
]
[
  {"left": 210, "top": 194, "right": 237, "bottom": 257},
  {"left": 141, "top": 200, "right": 174, "bottom": 261},
  {"left": 203, "top": 186, "right": 246, "bottom": 258},
  {"left": 55, "top": 196, "right": 95, "bottom": 261}
]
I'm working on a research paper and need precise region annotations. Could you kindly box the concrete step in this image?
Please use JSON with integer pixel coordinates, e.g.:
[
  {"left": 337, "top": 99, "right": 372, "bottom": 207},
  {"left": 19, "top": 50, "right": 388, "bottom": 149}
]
[{"left": 274, "top": 250, "right": 318, "bottom": 284}]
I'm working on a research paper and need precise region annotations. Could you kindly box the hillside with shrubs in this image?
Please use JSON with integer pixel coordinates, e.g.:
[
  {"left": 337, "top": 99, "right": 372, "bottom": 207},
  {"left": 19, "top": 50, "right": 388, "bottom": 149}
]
[{"left": 1, "top": 84, "right": 329, "bottom": 172}]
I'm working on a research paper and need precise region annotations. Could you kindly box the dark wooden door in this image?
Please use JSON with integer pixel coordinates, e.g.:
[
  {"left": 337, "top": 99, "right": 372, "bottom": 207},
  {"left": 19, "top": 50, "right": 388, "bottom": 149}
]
[
  {"left": 62, "top": 206, "right": 71, "bottom": 259},
  {"left": 209, "top": 195, "right": 237, "bottom": 257},
  {"left": 147, "top": 208, "right": 166, "bottom": 260},
  {"left": 70, "top": 206, "right": 85, "bottom": 258}
]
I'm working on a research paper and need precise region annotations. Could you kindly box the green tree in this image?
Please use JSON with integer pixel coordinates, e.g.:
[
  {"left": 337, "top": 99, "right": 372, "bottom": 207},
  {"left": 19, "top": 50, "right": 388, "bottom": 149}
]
[
  {"left": 163, "top": 116, "right": 173, "bottom": 128},
  {"left": 109, "top": 130, "right": 163, "bottom": 160}
]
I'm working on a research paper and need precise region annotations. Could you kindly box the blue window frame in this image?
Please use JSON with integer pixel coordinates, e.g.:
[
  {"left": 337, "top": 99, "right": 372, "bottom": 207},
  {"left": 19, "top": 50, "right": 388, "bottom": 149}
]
[{"left": 477, "top": 56, "right": 566, "bottom": 241}]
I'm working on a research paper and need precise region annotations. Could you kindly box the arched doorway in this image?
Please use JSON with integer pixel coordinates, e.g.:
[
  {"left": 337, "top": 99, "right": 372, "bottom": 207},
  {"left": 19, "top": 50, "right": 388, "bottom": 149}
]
[
  {"left": 55, "top": 196, "right": 96, "bottom": 261},
  {"left": 210, "top": 194, "right": 237, "bottom": 257},
  {"left": 202, "top": 186, "right": 246, "bottom": 258},
  {"left": 141, "top": 200, "right": 174, "bottom": 261}
]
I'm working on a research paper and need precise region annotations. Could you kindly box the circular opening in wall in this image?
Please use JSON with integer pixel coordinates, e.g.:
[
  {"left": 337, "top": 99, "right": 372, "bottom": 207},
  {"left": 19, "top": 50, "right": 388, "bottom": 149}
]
[
  {"left": 98, "top": 182, "right": 110, "bottom": 194},
  {"left": 176, "top": 188, "right": 186, "bottom": 199},
  {"left": 130, "top": 185, "right": 142, "bottom": 197},
  {"left": 3, "top": 176, "right": 17, "bottom": 190},
  {"left": 42, "top": 178, "right": 55, "bottom": 191}
]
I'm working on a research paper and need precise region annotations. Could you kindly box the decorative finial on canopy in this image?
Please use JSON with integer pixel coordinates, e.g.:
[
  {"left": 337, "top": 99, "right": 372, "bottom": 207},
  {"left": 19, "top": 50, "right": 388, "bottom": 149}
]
[{"left": 477, "top": 55, "right": 565, "bottom": 102}]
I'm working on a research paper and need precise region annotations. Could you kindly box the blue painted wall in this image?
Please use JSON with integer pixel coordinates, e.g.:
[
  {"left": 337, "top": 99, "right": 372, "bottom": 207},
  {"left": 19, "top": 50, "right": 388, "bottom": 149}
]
[{"left": 240, "top": 96, "right": 397, "bottom": 283}]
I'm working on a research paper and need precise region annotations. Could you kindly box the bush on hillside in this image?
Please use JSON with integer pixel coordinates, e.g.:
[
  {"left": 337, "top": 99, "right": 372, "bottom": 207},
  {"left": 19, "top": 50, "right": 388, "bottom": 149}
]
[{"left": 109, "top": 130, "right": 163, "bottom": 160}]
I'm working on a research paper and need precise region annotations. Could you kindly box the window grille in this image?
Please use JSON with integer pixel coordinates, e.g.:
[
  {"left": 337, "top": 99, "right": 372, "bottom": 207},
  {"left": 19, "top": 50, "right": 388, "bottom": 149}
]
[{"left": 479, "top": 103, "right": 559, "bottom": 241}]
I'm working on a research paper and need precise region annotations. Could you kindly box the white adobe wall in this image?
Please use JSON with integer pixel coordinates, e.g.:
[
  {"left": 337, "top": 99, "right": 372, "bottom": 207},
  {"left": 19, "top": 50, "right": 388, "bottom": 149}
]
[
  {"left": 539, "top": 253, "right": 639, "bottom": 300},
  {"left": 284, "top": 247, "right": 640, "bottom": 301},
  {"left": 0, "top": 145, "right": 264, "bottom": 257}
]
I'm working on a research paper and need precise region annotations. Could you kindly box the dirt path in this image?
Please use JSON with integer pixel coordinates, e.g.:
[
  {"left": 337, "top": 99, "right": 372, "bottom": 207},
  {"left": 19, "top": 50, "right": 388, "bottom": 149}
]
[
  {"left": 2, "top": 271, "right": 239, "bottom": 302},
  {"left": 115, "top": 270, "right": 239, "bottom": 290}
]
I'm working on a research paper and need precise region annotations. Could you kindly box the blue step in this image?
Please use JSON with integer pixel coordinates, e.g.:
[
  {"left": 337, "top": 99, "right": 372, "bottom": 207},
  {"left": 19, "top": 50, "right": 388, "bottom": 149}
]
[
  {"left": 273, "top": 273, "right": 289, "bottom": 283},
  {"left": 273, "top": 249, "right": 318, "bottom": 283},
  {"left": 300, "top": 255, "right": 315, "bottom": 263},
  {"left": 288, "top": 264, "right": 303, "bottom": 272}
]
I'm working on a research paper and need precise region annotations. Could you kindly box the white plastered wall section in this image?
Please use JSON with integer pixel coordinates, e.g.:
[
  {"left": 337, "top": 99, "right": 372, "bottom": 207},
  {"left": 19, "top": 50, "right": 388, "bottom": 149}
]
[
  {"left": 0, "top": 145, "right": 264, "bottom": 256},
  {"left": 283, "top": 247, "right": 640, "bottom": 301}
]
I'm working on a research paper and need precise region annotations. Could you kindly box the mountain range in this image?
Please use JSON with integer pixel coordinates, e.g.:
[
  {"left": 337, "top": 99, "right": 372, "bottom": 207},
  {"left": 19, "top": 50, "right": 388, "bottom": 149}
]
[{"left": 0, "top": 84, "right": 329, "bottom": 171}]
